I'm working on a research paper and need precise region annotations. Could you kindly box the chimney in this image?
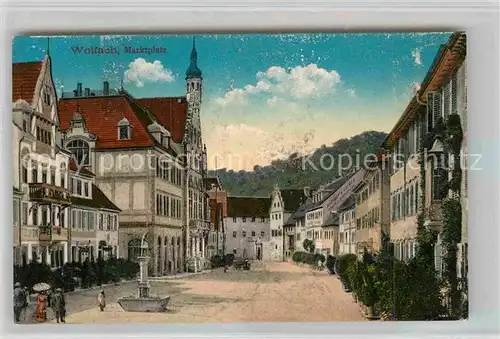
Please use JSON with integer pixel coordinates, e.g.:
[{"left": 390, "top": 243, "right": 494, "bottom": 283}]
[
  {"left": 103, "top": 81, "right": 109, "bottom": 96},
  {"left": 77, "top": 83, "right": 83, "bottom": 97},
  {"left": 84, "top": 88, "right": 90, "bottom": 96},
  {"left": 303, "top": 186, "right": 311, "bottom": 198}
]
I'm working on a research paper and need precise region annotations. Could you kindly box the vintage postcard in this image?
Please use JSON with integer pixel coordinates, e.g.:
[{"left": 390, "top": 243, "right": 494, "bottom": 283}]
[{"left": 12, "top": 32, "right": 467, "bottom": 324}]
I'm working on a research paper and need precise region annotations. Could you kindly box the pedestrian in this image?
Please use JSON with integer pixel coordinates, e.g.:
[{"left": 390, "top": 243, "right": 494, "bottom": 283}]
[
  {"left": 13, "top": 282, "right": 25, "bottom": 323},
  {"left": 34, "top": 291, "right": 48, "bottom": 323},
  {"left": 97, "top": 290, "right": 106, "bottom": 312},
  {"left": 317, "top": 259, "right": 323, "bottom": 271},
  {"left": 52, "top": 288, "right": 66, "bottom": 323}
]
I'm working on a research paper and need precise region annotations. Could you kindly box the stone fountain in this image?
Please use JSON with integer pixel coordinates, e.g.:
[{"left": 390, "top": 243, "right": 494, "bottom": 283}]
[{"left": 117, "top": 233, "right": 170, "bottom": 312}]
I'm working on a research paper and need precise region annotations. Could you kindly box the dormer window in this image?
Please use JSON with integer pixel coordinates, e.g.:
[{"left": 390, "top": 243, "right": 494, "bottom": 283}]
[{"left": 118, "top": 118, "right": 131, "bottom": 140}]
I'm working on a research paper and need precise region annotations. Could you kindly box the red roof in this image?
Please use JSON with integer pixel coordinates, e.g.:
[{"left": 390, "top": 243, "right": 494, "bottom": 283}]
[
  {"left": 58, "top": 96, "right": 155, "bottom": 149},
  {"left": 135, "top": 97, "right": 187, "bottom": 143},
  {"left": 12, "top": 61, "right": 43, "bottom": 102},
  {"left": 69, "top": 158, "right": 95, "bottom": 177}
]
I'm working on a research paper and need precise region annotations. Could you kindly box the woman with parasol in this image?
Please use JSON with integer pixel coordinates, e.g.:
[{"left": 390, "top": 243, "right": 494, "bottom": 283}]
[{"left": 33, "top": 282, "right": 50, "bottom": 323}]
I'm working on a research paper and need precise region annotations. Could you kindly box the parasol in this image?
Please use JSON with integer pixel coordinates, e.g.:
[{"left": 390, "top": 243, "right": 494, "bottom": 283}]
[{"left": 32, "top": 282, "right": 51, "bottom": 292}]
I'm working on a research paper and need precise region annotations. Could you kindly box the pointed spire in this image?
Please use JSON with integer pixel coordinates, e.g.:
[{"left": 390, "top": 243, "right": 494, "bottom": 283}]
[
  {"left": 186, "top": 35, "right": 202, "bottom": 80},
  {"left": 46, "top": 37, "right": 50, "bottom": 56}
]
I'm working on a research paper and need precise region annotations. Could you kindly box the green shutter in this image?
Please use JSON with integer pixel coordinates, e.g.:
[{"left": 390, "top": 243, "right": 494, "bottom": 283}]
[
  {"left": 433, "top": 92, "right": 442, "bottom": 127},
  {"left": 443, "top": 80, "right": 450, "bottom": 120},
  {"left": 451, "top": 71, "right": 458, "bottom": 114},
  {"left": 427, "top": 92, "right": 434, "bottom": 131}
]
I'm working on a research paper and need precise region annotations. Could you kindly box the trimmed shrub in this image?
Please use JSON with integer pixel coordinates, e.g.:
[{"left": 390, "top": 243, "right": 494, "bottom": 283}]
[
  {"left": 335, "top": 254, "right": 357, "bottom": 287},
  {"left": 325, "top": 255, "right": 336, "bottom": 274}
]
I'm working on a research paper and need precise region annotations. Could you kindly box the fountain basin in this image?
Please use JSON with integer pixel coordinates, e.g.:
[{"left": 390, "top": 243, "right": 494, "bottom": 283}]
[{"left": 117, "top": 296, "right": 171, "bottom": 312}]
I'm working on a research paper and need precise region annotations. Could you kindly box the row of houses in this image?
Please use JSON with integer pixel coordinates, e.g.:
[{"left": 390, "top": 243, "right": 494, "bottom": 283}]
[
  {"left": 210, "top": 32, "right": 467, "bottom": 278},
  {"left": 12, "top": 39, "right": 213, "bottom": 275}
]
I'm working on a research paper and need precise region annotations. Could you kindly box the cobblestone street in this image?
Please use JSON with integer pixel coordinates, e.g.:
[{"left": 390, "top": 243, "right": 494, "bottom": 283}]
[{"left": 25, "top": 262, "right": 365, "bottom": 324}]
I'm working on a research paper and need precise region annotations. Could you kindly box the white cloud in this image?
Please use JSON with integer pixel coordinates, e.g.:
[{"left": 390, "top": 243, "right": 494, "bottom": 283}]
[
  {"left": 346, "top": 88, "right": 356, "bottom": 97},
  {"left": 412, "top": 81, "right": 421, "bottom": 92},
  {"left": 214, "top": 88, "right": 248, "bottom": 106},
  {"left": 214, "top": 64, "right": 342, "bottom": 106},
  {"left": 124, "top": 58, "right": 175, "bottom": 87},
  {"left": 411, "top": 48, "right": 422, "bottom": 65}
]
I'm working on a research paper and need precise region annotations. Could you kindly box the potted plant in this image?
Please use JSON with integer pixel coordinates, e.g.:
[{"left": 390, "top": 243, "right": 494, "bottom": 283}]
[
  {"left": 336, "top": 254, "right": 357, "bottom": 291},
  {"left": 362, "top": 265, "right": 380, "bottom": 320}
]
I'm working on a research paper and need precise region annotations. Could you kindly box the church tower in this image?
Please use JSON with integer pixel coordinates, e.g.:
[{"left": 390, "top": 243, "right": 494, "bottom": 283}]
[
  {"left": 185, "top": 36, "right": 203, "bottom": 152},
  {"left": 184, "top": 36, "right": 209, "bottom": 273}
]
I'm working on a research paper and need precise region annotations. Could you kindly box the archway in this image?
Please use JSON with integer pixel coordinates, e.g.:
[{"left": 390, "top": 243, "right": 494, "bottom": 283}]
[{"left": 127, "top": 238, "right": 142, "bottom": 261}]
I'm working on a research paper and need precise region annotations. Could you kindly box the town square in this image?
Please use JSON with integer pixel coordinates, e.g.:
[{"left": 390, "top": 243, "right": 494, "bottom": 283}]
[{"left": 12, "top": 32, "right": 467, "bottom": 324}]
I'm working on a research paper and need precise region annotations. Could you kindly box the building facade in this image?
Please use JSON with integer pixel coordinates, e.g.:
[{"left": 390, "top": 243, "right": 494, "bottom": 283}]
[
  {"left": 338, "top": 196, "right": 356, "bottom": 255},
  {"left": 12, "top": 56, "right": 72, "bottom": 267},
  {"left": 354, "top": 157, "right": 391, "bottom": 258},
  {"left": 225, "top": 197, "right": 270, "bottom": 260},
  {"left": 57, "top": 40, "right": 210, "bottom": 275},
  {"left": 382, "top": 32, "right": 467, "bottom": 271},
  {"left": 268, "top": 186, "right": 306, "bottom": 261},
  {"left": 68, "top": 160, "right": 121, "bottom": 262},
  {"left": 304, "top": 170, "right": 365, "bottom": 256}
]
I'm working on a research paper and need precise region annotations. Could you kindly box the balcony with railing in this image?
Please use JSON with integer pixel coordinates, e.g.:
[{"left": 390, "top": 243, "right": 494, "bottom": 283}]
[
  {"left": 189, "top": 219, "right": 211, "bottom": 230},
  {"left": 29, "top": 183, "right": 71, "bottom": 206},
  {"left": 38, "top": 225, "right": 68, "bottom": 243}
]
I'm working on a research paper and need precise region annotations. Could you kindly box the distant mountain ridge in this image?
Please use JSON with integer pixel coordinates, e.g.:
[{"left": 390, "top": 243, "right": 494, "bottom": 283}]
[{"left": 208, "top": 130, "right": 388, "bottom": 197}]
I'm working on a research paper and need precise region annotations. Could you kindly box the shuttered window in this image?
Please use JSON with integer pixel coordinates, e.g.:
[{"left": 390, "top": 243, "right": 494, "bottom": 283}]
[
  {"left": 451, "top": 71, "right": 458, "bottom": 115},
  {"left": 443, "top": 80, "right": 451, "bottom": 120},
  {"left": 433, "top": 92, "right": 442, "bottom": 127},
  {"left": 427, "top": 93, "right": 433, "bottom": 132},
  {"left": 416, "top": 116, "right": 421, "bottom": 150}
]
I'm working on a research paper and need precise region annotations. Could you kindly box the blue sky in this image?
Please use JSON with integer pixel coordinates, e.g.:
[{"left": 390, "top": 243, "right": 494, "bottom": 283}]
[{"left": 13, "top": 33, "right": 451, "bottom": 170}]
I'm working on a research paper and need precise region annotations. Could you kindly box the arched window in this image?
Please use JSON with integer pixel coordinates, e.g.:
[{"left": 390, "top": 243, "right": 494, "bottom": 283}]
[
  {"left": 128, "top": 238, "right": 142, "bottom": 261},
  {"left": 66, "top": 139, "right": 90, "bottom": 166}
]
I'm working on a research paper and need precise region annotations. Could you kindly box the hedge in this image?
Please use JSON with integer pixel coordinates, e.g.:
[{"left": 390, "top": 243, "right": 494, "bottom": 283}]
[
  {"left": 338, "top": 251, "right": 446, "bottom": 320},
  {"left": 210, "top": 254, "right": 236, "bottom": 268},
  {"left": 291, "top": 251, "right": 325, "bottom": 267}
]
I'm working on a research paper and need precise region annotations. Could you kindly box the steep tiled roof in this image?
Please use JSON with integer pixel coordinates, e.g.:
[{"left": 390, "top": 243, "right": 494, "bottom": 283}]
[
  {"left": 339, "top": 195, "right": 356, "bottom": 212},
  {"left": 284, "top": 214, "right": 295, "bottom": 226},
  {"left": 291, "top": 198, "right": 314, "bottom": 220},
  {"left": 12, "top": 61, "right": 43, "bottom": 102},
  {"left": 68, "top": 159, "right": 95, "bottom": 177},
  {"left": 307, "top": 172, "right": 355, "bottom": 211},
  {"left": 135, "top": 97, "right": 187, "bottom": 143},
  {"left": 280, "top": 189, "right": 306, "bottom": 213},
  {"left": 323, "top": 213, "right": 340, "bottom": 227},
  {"left": 227, "top": 196, "right": 270, "bottom": 218},
  {"left": 71, "top": 184, "right": 120, "bottom": 212},
  {"left": 58, "top": 96, "right": 155, "bottom": 149}
]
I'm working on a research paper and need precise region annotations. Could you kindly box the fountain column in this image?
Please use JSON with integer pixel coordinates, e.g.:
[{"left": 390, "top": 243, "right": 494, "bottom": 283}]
[
  {"left": 118, "top": 233, "right": 171, "bottom": 313},
  {"left": 137, "top": 255, "right": 151, "bottom": 298}
]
